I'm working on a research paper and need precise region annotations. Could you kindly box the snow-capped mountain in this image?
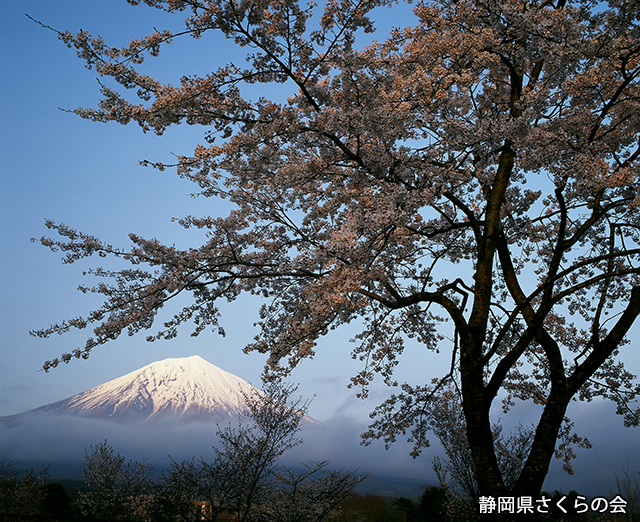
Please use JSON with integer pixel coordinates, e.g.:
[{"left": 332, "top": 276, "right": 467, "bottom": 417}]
[{"left": 2, "top": 356, "right": 258, "bottom": 424}]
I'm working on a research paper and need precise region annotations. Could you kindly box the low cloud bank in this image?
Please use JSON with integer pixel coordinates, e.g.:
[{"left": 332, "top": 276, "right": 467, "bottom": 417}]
[
  {"left": 1, "top": 402, "right": 637, "bottom": 498},
  {"left": 0, "top": 412, "right": 431, "bottom": 495}
]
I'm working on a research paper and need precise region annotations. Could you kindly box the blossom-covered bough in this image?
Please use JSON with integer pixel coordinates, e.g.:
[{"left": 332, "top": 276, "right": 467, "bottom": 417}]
[{"left": 33, "top": 0, "right": 640, "bottom": 503}]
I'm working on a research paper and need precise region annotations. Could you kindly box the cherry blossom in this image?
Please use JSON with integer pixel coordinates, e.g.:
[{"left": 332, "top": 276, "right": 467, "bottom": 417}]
[{"left": 32, "top": 0, "right": 640, "bottom": 500}]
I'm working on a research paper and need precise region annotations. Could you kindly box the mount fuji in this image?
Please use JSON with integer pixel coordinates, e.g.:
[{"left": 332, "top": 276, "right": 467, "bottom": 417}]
[
  {"left": 1, "top": 355, "right": 259, "bottom": 425},
  {"left": 0, "top": 356, "right": 426, "bottom": 498}
]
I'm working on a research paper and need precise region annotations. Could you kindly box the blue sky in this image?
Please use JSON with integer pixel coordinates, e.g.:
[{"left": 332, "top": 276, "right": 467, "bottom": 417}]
[
  {"left": 1, "top": 0, "right": 639, "bottom": 495},
  {"left": 0, "top": 0, "right": 432, "bottom": 421}
]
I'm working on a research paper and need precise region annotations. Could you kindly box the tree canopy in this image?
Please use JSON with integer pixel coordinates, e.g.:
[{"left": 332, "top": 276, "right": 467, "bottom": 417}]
[{"left": 33, "top": 0, "right": 640, "bottom": 503}]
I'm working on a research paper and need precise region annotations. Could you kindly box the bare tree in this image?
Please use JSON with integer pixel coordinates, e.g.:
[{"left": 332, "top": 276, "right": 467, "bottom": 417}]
[
  {"left": 158, "top": 456, "right": 232, "bottom": 522},
  {"left": 264, "top": 462, "right": 367, "bottom": 522},
  {"left": 160, "top": 383, "right": 366, "bottom": 522},
  {"left": 217, "top": 382, "right": 311, "bottom": 521},
  {"left": 79, "top": 440, "right": 155, "bottom": 521}
]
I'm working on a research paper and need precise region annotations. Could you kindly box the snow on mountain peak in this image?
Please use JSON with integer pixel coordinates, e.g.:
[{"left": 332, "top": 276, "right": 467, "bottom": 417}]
[{"left": 31, "top": 355, "right": 259, "bottom": 424}]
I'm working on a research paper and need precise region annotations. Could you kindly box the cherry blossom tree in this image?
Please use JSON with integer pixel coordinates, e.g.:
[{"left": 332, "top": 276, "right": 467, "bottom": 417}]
[{"left": 32, "top": 0, "right": 640, "bottom": 502}]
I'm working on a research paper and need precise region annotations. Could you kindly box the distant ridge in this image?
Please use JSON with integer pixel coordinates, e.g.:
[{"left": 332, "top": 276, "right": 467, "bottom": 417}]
[{"left": 1, "top": 356, "right": 258, "bottom": 425}]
